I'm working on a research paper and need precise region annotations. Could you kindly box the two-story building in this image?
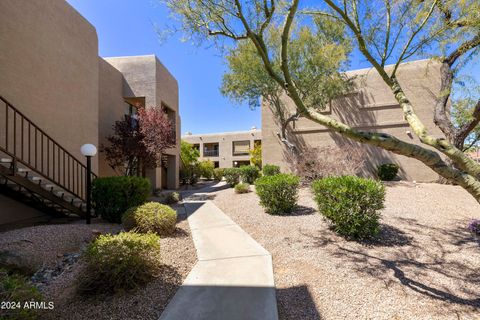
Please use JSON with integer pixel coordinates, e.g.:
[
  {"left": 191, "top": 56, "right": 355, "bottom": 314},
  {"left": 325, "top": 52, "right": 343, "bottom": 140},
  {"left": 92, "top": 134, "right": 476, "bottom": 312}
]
[
  {"left": 0, "top": 0, "right": 180, "bottom": 226},
  {"left": 182, "top": 128, "right": 261, "bottom": 168}
]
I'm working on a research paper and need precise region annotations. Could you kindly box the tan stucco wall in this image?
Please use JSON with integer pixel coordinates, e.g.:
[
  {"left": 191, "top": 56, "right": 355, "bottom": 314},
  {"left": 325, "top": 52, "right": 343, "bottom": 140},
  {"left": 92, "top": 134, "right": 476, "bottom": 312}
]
[
  {"left": 182, "top": 130, "right": 262, "bottom": 168},
  {"left": 104, "top": 56, "right": 180, "bottom": 189},
  {"left": 98, "top": 58, "right": 126, "bottom": 177},
  {"left": 262, "top": 60, "right": 444, "bottom": 182},
  {"left": 0, "top": 0, "right": 99, "bottom": 173}
]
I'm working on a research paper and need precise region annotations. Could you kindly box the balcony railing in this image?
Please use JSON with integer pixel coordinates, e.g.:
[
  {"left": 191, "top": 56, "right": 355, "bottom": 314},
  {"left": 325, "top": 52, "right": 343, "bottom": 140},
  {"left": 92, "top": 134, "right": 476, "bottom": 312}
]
[{"left": 203, "top": 149, "right": 219, "bottom": 157}]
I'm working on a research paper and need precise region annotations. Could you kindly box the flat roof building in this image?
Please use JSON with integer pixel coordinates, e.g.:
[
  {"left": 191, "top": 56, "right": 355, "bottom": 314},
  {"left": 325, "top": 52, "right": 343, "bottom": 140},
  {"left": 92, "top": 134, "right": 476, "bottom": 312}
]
[
  {"left": 182, "top": 128, "right": 261, "bottom": 168},
  {"left": 0, "top": 0, "right": 180, "bottom": 226}
]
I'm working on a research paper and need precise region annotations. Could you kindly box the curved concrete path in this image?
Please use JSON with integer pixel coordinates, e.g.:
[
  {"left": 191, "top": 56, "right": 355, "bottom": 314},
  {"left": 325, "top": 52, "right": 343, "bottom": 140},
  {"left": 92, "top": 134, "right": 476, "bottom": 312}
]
[{"left": 160, "top": 183, "right": 278, "bottom": 320}]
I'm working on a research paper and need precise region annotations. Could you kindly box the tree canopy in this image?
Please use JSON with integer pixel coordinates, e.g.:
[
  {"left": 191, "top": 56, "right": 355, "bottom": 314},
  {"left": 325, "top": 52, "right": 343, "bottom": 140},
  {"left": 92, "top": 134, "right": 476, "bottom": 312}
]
[{"left": 162, "top": 0, "right": 480, "bottom": 202}]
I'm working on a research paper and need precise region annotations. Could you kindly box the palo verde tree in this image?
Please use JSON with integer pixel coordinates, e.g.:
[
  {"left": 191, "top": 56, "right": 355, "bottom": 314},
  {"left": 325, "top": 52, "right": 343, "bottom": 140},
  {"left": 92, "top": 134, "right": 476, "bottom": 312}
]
[{"left": 163, "top": 0, "right": 480, "bottom": 203}]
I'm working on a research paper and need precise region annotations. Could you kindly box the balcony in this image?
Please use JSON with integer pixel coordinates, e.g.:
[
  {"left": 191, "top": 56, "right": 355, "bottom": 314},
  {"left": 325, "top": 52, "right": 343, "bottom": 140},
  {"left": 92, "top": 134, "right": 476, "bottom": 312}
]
[{"left": 203, "top": 149, "right": 219, "bottom": 157}]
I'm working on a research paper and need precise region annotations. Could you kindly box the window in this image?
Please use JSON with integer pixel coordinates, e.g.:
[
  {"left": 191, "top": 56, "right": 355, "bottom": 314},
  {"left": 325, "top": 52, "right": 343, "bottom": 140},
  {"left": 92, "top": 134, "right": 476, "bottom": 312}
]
[
  {"left": 232, "top": 140, "right": 250, "bottom": 156},
  {"left": 204, "top": 143, "right": 219, "bottom": 157}
]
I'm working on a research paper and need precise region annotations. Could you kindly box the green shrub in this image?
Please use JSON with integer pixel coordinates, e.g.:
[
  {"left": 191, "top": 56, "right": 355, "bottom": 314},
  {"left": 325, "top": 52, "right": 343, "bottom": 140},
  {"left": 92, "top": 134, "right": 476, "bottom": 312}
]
[
  {"left": 199, "top": 160, "right": 215, "bottom": 180},
  {"left": 92, "top": 176, "right": 151, "bottom": 223},
  {"left": 122, "top": 202, "right": 177, "bottom": 236},
  {"left": 155, "top": 191, "right": 181, "bottom": 204},
  {"left": 213, "top": 168, "right": 224, "bottom": 181},
  {"left": 239, "top": 165, "right": 261, "bottom": 184},
  {"left": 0, "top": 269, "right": 43, "bottom": 320},
  {"left": 223, "top": 168, "right": 241, "bottom": 187},
  {"left": 262, "top": 164, "right": 281, "bottom": 176},
  {"left": 234, "top": 182, "right": 250, "bottom": 194},
  {"left": 312, "top": 176, "right": 385, "bottom": 240},
  {"left": 377, "top": 163, "right": 399, "bottom": 181},
  {"left": 78, "top": 232, "right": 161, "bottom": 294},
  {"left": 180, "top": 162, "right": 200, "bottom": 185},
  {"left": 254, "top": 174, "right": 300, "bottom": 215}
]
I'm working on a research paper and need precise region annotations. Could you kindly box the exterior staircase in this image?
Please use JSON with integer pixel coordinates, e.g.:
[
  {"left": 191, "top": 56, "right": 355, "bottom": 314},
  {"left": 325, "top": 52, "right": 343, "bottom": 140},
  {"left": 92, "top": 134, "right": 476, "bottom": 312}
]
[{"left": 0, "top": 96, "right": 95, "bottom": 218}]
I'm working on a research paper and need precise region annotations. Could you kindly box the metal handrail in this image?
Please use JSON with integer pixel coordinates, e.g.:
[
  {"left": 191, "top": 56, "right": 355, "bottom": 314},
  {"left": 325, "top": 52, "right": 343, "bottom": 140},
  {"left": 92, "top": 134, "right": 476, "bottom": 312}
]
[{"left": 0, "top": 95, "right": 96, "bottom": 201}]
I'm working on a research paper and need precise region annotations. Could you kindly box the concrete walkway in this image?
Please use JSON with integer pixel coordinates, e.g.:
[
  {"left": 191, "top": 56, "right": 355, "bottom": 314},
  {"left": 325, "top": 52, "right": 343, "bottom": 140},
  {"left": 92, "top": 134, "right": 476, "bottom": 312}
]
[{"left": 160, "top": 183, "right": 278, "bottom": 320}]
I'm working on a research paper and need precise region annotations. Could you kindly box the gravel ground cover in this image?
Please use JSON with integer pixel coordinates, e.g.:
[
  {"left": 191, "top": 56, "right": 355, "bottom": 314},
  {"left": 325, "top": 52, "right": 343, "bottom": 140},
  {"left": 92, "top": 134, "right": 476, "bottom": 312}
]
[
  {"left": 212, "top": 182, "right": 480, "bottom": 320},
  {"left": 40, "top": 218, "right": 196, "bottom": 320},
  {"left": 0, "top": 222, "right": 121, "bottom": 273}
]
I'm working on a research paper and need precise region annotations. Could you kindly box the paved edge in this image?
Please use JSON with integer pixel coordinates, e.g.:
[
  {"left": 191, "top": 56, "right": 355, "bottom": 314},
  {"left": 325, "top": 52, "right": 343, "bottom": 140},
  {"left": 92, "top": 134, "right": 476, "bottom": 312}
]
[{"left": 160, "top": 186, "right": 278, "bottom": 320}]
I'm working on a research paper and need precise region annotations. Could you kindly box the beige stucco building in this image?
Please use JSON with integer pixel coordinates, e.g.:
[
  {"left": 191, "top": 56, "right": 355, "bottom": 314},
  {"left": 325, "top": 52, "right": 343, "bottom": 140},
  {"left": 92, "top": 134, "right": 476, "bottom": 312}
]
[
  {"left": 262, "top": 60, "right": 445, "bottom": 182},
  {"left": 0, "top": 0, "right": 180, "bottom": 226},
  {"left": 182, "top": 129, "right": 261, "bottom": 168}
]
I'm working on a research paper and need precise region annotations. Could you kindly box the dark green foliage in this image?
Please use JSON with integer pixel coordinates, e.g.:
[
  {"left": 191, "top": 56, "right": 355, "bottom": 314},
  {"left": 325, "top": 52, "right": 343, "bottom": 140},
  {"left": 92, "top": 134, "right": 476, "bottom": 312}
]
[
  {"left": 254, "top": 174, "right": 300, "bottom": 215},
  {"left": 377, "top": 163, "right": 399, "bottom": 181},
  {"left": 223, "top": 168, "right": 241, "bottom": 187},
  {"left": 262, "top": 164, "right": 281, "bottom": 176},
  {"left": 234, "top": 182, "right": 250, "bottom": 194},
  {"left": 312, "top": 176, "right": 385, "bottom": 240},
  {"left": 0, "top": 269, "right": 42, "bottom": 320},
  {"left": 239, "top": 165, "right": 260, "bottom": 184},
  {"left": 123, "top": 202, "right": 177, "bottom": 236},
  {"left": 92, "top": 176, "right": 151, "bottom": 223},
  {"left": 77, "top": 232, "right": 162, "bottom": 294},
  {"left": 213, "top": 168, "right": 225, "bottom": 181}
]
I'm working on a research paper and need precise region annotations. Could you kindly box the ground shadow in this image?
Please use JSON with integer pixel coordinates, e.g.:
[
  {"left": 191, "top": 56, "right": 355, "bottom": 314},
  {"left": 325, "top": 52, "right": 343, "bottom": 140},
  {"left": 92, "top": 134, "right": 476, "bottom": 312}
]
[
  {"left": 363, "top": 224, "right": 414, "bottom": 247},
  {"left": 160, "top": 284, "right": 278, "bottom": 320},
  {"left": 276, "top": 285, "right": 322, "bottom": 320},
  {"left": 325, "top": 218, "right": 480, "bottom": 309},
  {"left": 290, "top": 205, "right": 316, "bottom": 216}
]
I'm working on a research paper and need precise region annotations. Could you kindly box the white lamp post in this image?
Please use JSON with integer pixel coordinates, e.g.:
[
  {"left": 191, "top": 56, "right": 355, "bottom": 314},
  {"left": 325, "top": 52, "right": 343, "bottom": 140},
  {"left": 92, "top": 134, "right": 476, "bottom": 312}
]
[{"left": 81, "top": 144, "right": 97, "bottom": 224}]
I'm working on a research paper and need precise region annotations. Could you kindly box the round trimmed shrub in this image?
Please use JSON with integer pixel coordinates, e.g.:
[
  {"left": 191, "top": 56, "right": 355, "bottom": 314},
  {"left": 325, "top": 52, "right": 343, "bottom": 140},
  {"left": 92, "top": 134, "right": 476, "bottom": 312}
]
[
  {"left": 239, "top": 165, "right": 260, "bottom": 184},
  {"left": 254, "top": 174, "right": 300, "bottom": 215},
  {"left": 377, "top": 163, "right": 399, "bottom": 181},
  {"left": 223, "top": 168, "right": 241, "bottom": 187},
  {"left": 122, "top": 202, "right": 177, "bottom": 236},
  {"left": 92, "top": 176, "right": 151, "bottom": 223},
  {"left": 262, "top": 164, "right": 280, "bottom": 176},
  {"left": 77, "top": 232, "right": 161, "bottom": 294},
  {"left": 213, "top": 168, "right": 224, "bottom": 181},
  {"left": 312, "top": 176, "right": 385, "bottom": 240},
  {"left": 234, "top": 182, "right": 250, "bottom": 194}
]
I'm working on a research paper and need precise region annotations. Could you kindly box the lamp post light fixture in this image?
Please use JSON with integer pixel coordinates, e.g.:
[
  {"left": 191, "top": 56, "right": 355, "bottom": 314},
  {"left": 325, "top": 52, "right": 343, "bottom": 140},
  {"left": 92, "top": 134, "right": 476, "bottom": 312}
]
[{"left": 81, "top": 144, "right": 97, "bottom": 225}]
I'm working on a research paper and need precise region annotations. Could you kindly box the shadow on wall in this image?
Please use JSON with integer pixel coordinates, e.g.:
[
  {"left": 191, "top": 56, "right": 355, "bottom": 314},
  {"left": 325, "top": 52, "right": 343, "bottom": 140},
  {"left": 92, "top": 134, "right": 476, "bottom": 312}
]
[
  {"left": 279, "top": 88, "right": 402, "bottom": 179},
  {"left": 333, "top": 90, "right": 403, "bottom": 178}
]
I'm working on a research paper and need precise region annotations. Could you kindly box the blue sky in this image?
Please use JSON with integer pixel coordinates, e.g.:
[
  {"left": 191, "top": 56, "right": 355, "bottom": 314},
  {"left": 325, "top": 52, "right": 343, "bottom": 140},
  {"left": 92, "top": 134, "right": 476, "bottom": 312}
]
[
  {"left": 66, "top": 0, "right": 264, "bottom": 135},
  {"left": 66, "top": 1, "right": 478, "bottom": 135}
]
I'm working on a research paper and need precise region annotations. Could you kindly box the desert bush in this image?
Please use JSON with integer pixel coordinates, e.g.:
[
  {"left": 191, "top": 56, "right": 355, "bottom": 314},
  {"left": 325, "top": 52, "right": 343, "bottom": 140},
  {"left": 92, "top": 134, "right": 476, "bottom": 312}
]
[
  {"left": 239, "top": 165, "right": 260, "bottom": 184},
  {"left": 78, "top": 232, "right": 161, "bottom": 294},
  {"left": 223, "top": 168, "right": 241, "bottom": 187},
  {"left": 468, "top": 219, "right": 480, "bottom": 236},
  {"left": 92, "top": 176, "right": 151, "bottom": 223},
  {"left": 262, "top": 164, "right": 281, "bottom": 176},
  {"left": 234, "top": 182, "right": 250, "bottom": 194},
  {"left": 0, "top": 269, "right": 43, "bottom": 320},
  {"left": 123, "top": 202, "right": 177, "bottom": 236},
  {"left": 294, "top": 146, "right": 365, "bottom": 185},
  {"left": 213, "top": 168, "right": 224, "bottom": 181},
  {"left": 254, "top": 174, "right": 300, "bottom": 215},
  {"left": 377, "top": 163, "right": 399, "bottom": 181},
  {"left": 155, "top": 191, "right": 181, "bottom": 204},
  {"left": 312, "top": 176, "right": 385, "bottom": 240},
  {"left": 199, "top": 160, "right": 215, "bottom": 180}
]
